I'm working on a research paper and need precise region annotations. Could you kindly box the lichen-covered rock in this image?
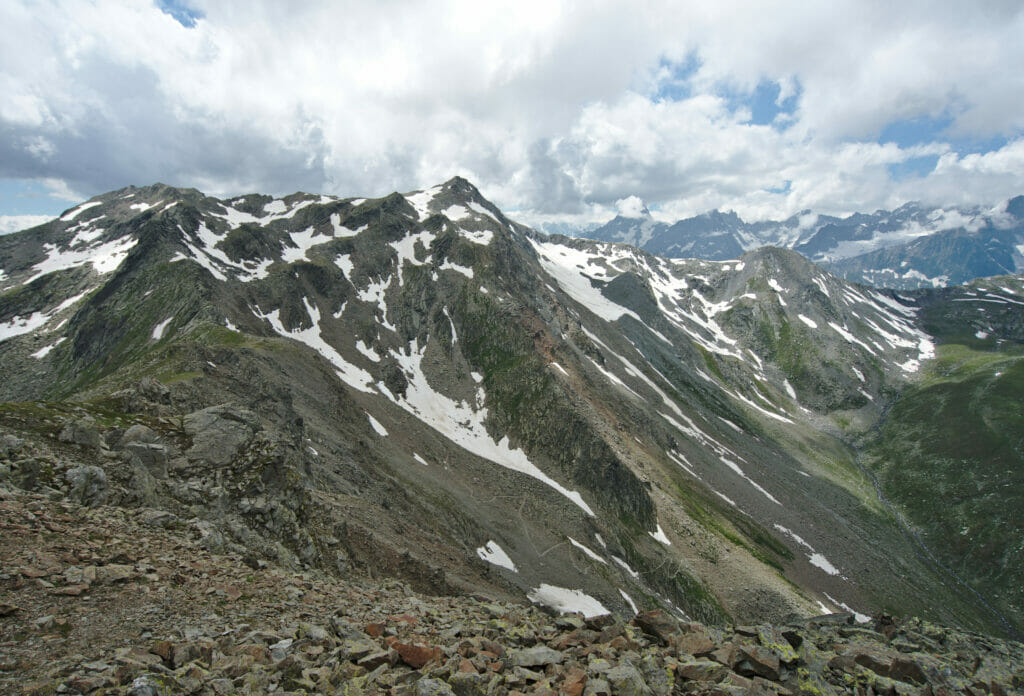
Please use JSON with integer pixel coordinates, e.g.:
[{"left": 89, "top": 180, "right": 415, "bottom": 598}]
[{"left": 65, "top": 465, "right": 107, "bottom": 506}]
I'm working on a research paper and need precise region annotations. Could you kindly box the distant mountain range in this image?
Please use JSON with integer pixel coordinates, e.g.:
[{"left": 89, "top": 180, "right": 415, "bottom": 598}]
[{"left": 574, "top": 197, "right": 1024, "bottom": 289}]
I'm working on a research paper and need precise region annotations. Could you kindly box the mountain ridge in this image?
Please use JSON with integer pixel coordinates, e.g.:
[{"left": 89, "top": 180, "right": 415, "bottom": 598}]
[
  {"left": 2, "top": 177, "right": 1022, "bottom": 641},
  {"left": 579, "top": 196, "right": 1024, "bottom": 290}
]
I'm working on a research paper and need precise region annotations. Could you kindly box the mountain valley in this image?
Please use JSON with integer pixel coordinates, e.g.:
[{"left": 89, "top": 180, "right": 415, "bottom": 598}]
[{"left": 1, "top": 176, "right": 1022, "bottom": 681}]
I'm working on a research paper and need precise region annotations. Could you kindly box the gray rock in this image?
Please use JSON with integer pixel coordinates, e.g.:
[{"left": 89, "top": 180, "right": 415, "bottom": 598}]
[
  {"left": 583, "top": 678, "right": 611, "bottom": 696},
  {"left": 65, "top": 465, "right": 107, "bottom": 506},
  {"left": 415, "top": 678, "right": 456, "bottom": 696},
  {"left": 138, "top": 508, "right": 179, "bottom": 528},
  {"left": 0, "top": 434, "right": 24, "bottom": 458},
  {"left": 59, "top": 417, "right": 102, "bottom": 449},
  {"left": 509, "top": 645, "right": 564, "bottom": 667},
  {"left": 121, "top": 424, "right": 160, "bottom": 444},
  {"left": 138, "top": 377, "right": 170, "bottom": 404},
  {"left": 183, "top": 405, "right": 259, "bottom": 465},
  {"left": 125, "top": 443, "right": 169, "bottom": 479},
  {"left": 448, "top": 672, "right": 489, "bottom": 696},
  {"left": 605, "top": 662, "right": 653, "bottom": 696},
  {"left": 129, "top": 675, "right": 161, "bottom": 696}
]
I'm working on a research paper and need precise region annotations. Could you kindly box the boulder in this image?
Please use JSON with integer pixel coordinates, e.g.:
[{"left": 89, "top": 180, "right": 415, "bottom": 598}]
[
  {"left": 633, "top": 610, "right": 681, "bottom": 645},
  {"left": 65, "top": 465, "right": 107, "bottom": 506},
  {"left": 59, "top": 417, "right": 102, "bottom": 449},
  {"left": 183, "top": 405, "right": 259, "bottom": 466}
]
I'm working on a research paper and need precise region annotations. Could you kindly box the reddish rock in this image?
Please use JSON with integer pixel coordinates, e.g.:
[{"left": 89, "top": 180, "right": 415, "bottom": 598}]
[
  {"left": 364, "top": 622, "right": 386, "bottom": 637},
  {"left": 52, "top": 584, "right": 88, "bottom": 596},
  {"left": 458, "top": 658, "right": 477, "bottom": 673},
  {"left": 388, "top": 613, "right": 418, "bottom": 625},
  {"left": 394, "top": 642, "right": 440, "bottom": 669},
  {"left": 232, "top": 644, "right": 271, "bottom": 664},
  {"left": 634, "top": 609, "right": 682, "bottom": 645},
  {"left": 561, "top": 666, "right": 588, "bottom": 696},
  {"left": 736, "top": 644, "right": 781, "bottom": 681},
  {"left": 675, "top": 632, "right": 717, "bottom": 657},
  {"left": 488, "top": 660, "right": 505, "bottom": 673},
  {"left": 150, "top": 640, "right": 174, "bottom": 664},
  {"left": 19, "top": 567, "right": 48, "bottom": 579}
]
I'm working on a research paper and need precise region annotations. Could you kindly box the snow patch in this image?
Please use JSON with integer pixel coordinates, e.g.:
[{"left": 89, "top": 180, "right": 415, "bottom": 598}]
[
  {"left": 798, "top": 314, "right": 818, "bottom": 329},
  {"left": 527, "top": 584, "right": 607, "bottom": 618},
  {"left": 649, "top": 524, "right": 671, "bottom": 546},
  {"left": 366, "top": 413, "right": 388, "bottom": 437},
  {"left": 253, "top": 297, "right": 376, "bottom": 393},
  {"left": 31, "top": 337, "right": 65, "bottom": 358},
  {"left": 382, "top": 340, "right": 594, "bottom": 516},
  {"left": 619, "top": 589, "right": 639, "bottom": 615},
  {"left": 477, "top": 541, "right": 517, "bottom": 572},
  {"left": 60, "top": 201, "right": 102, "bottom": 222},
  {"left": 568, "top": 537, "right": 607, "bottom": 564},
  {"left": 151, "top": 316, "right": 173, "bottom": 340}
]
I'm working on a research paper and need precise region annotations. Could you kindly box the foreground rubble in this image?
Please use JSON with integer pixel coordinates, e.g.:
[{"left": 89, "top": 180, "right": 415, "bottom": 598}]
[{"left": 1, "top": 488, "right": 1021, "bottom": 695}]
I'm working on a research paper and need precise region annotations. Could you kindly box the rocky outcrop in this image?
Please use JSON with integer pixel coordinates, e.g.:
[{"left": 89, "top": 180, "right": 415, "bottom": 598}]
[{"left": 2, "top": 488, "right": 1022, "bottom": 695}]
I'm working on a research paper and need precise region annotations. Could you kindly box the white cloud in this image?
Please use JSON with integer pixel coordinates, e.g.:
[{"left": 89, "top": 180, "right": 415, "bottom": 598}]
[
  {"left": 616, "top": 195, "right": 648, "bottom": 218},
  {"left": 0, "top": 0, "right": 1021, "bottom": 225},
  {"left": 0, "top": 215, "right": 54, "bottom": 235}
]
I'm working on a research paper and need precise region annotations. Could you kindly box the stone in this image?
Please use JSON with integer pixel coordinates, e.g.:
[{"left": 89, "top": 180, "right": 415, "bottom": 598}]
[
  {"left": 415, "top": 678, "right": 456, "bottom": 696},
  {"left": 605, "top": 662, "right": 653, "bottom": 696},
  {"left": 675, "top": 630, "right": 717, "bottom": 657},
  {"left": 395, "top": 642, "right": 441, "bottom": 669},
  {"left": 138, "top": 377, "right": 170, "bottom": 404},
  {"left": 121, "top": 424, "right": 160, "bottom": 445},
  {"left": 509, "top": 645, "right": 564, "bottom": 667},
  {"left": 59, "top": 417, "right": 102, "bottom": 449},
  {"left": 757, "top": 625, "right": 800, "bottom": 664},
  {"left": 0, "top": 434, "right": 24, "bottom": 458},
  {"left": 125, "top": 443, "right": 169, "bottom": 479},
  {"left": 735, "top": 644, "right": 781, "bottom": 681},
  {"left": 448, "top": 671, "right": 490, "bottom": 696},
  {"left": 65, "top": 466, "right": 107, "bottom": 506},
  {"left": 183, "top": 405, "right": 258, "bottom": 466},
  {"left": 128, "top": 676, "right": 161, "bottom": 696},
  {"left": 676, "top": 658, "right": 729, "bottom": 683},
  {"left": 0, "top": 603, "right": 19, "bottom": 617},
  {"left": 634, "top": 610, "right": 681, "bottom": 645},
  {"left": 583, "top": 678, "right": 611, "bottom": 696},
  {"left": 889, "top": 657, "right": 927, "bottom": 684},
  {"left": 96, "top": 564, "right": 134, "bottom": 584}
]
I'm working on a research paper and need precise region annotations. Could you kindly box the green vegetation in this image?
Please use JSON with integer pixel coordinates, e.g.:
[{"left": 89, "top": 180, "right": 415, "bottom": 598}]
[
  {"left": 671, "top": 479, "right": 794, "bottom": 573},
  {"left": 864, "top": 341, "right": 1024, "bottom": 630}
]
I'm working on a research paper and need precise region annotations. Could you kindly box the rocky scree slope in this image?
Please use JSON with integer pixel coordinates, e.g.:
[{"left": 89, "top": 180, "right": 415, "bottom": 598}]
[
  {"left": 0, "top": 178, "right": 1021, "bottom": 638},
  {"left": 1, "top": 487, "right": 1022, "bottom": 696},
  {"left": 585, "top": 197, "right": 1024, "bottom": 290}
]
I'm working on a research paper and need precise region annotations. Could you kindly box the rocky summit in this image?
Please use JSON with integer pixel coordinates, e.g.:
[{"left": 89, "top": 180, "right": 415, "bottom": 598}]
[{"left": 1, "top": 177, "right": 1023, "bottom": 693}]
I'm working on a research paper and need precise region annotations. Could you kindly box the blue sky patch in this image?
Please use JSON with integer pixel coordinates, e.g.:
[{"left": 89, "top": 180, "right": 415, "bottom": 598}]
[
  {"left": 652, "top": 54, "right": 700, "bottom": 103},
  {"left": 155, "top": 0, "right": 202, "bottom": 28},
  {"left": 887, "top": 155, "right": 940, "bottom": 181},
  {"left": 716, "top": 78, "right": 800, "bottom": 129},
  {"left": 0, "top": 179, "right": 75, "bottom": 216},
  {"left": 879, "top": 114, "right": 954, "bottom": 148}
]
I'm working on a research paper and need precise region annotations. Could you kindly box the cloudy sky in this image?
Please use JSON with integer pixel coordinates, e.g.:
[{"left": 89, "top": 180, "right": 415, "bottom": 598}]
[{"left": 2, "top": 0, "right": 1023, "bottom": 233}]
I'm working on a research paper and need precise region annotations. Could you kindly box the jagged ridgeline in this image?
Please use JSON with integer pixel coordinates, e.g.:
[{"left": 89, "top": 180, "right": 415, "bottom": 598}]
[{"left": 1, "top": 177, "right": 1022, "bottom": 639}]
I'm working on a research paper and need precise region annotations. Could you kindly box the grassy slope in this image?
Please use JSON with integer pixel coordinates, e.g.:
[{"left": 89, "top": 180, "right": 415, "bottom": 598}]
[{"left": 863, "top": 341, "right": 1024, "bottom": 634}]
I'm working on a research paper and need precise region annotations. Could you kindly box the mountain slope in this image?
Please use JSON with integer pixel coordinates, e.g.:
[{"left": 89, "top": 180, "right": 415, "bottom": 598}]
[{"left": 2, "top": 178, "right": 1022, "bottom": 638}]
